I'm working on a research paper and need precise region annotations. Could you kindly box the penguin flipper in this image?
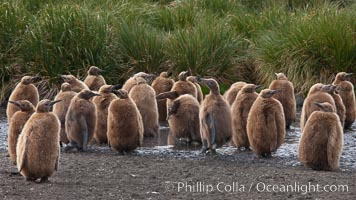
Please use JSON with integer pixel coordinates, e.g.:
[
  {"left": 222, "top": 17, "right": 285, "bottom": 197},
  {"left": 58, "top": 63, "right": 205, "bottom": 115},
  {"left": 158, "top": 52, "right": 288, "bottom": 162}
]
[
  {"left": 19, "top": 138, "right": 28, "bottom": 173},
  {"left": 206, "top": 113, "right": 216, "bottom": 148},
  {"left": 55, "top": 155, "right": 59, "bottom": 171}
]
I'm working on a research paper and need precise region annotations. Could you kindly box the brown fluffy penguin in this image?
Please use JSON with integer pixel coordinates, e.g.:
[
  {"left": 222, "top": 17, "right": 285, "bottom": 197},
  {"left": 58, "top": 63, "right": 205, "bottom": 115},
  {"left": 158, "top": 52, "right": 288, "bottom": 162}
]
[
  {"left": 171, "top": 71, "right": 197, "bottom": 98},
  {"left": 269, "top": 73, "right": 296, "bottom": 129},
  {"left": 65, "top": 89, "right": 100, "bottom": 151},
  {"left": 151, "top": 72, "right": 175, "bottom": 123},
  {"left": 332, "top": 72, "right": 355, "bottom": 129},
  {"left": 107, "top": 89, "right": 144, "bottom": 153},
  {"left": 84, "top": 66, "right": 107, "bottom": 91},
  {"left": 122, "top": 72, "right": 155, "bottom": 93},
  {"left": 157, "top": 93, "right": 201, "bottom": 146},
  {"left": 129, "top": 77, "right": 159, "bottom": 137},
  {"left": 223, "top": 81, "right": 247, "bottom": 106},
  {"left": 187, "top": 76, "right": 204, "bottom": 104},
  {"left": 298, "top": 102, "right": 343, "bottom": 171},
  {"left": 53, "top": 83, "right": 77, "bottom": 145},
  {"left": 16, "top": 99, "right": 61, "bottom": 182},
  {"left": 92, "top": 85, "right": 117, "bottom": 144},
  {"left": 327, "top": 85, "right": 346, "bottom": 128},
  {"left": 231, "top": 84, "right": 259, "bottom": 149},
  {"left": 6, "top": 76, "right": 40, "bottom": 123},
  {"left": 198, "top": 78, "right": 232, "bottom": 153},
  {"left": 60, "top": 75, "right": 89, "bottom": 93},
  {"left": 300, "top": 84, "right": 336, "bottom": 131},
  {"left": 7, "top": 100, "right": 35, "bottom": 165},
  {"left": 247, "top": 89, "right": 285, "bottom": 157}
]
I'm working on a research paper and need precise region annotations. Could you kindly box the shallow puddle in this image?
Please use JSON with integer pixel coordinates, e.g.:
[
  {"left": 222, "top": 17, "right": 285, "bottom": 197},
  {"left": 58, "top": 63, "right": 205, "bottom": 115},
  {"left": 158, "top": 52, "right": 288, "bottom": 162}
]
[{"left": 0, "top": 107, "right": 355, "bottom": 170}]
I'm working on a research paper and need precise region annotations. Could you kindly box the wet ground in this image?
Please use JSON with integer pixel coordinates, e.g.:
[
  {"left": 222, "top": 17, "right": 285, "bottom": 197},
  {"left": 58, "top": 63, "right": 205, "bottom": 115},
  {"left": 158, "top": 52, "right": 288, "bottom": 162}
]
[{"left": 0, "top": 108, "right": 355, "bottom": 199}]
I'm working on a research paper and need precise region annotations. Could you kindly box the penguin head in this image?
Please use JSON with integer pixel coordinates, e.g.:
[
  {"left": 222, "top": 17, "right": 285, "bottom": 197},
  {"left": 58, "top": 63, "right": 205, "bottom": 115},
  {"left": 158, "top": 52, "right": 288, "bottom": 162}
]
[
  {"left": 308, "top": 83, "right": 324, "bottom": 95},
  {"left": 335, "top": 72, "right": 353, "bottom": 82},
  {"left": 160, "top": 71, "right": 169, "bottom": 78},
  {"left": 88, "top": 66, "right": 103, "bottom": 76},
  {"left": 98, "top": 85, "right": 114, "bottom": 94},
  {"left": 21, "top": 75, "right": 41, "bottom": 84},
  {"left": 60, "top": 75, "right": 77, "bottom": 84},
  {"left": 114, "top": 89, "right": 129, "bottom": 99},
  {"left": 36, "top": 99, "right": 62, "bottom": 113},
  {"left": 78, "top": 89, "right": 100, "bottom": 99},
  {"left": 242, "top": 84, "right": 260, "bottom": 93},
  {"left": 186, "top": 76, "right": 198, "bottom": 83},
  {"left": 199, "top": 78, "right": 220, "bottom": 95},
  {"left": 60, "top": 83, "right": 72, "bottom": 92},
  {"left": 8, "top": 100, "right": 35, "bottom": 112},
  {"left": 178, "top": 71, "right": 189, "bottom": 81},
  {"left": 134, "top": 77, "right": 146, "bottom": 85},
  {"left": 321, "top": 84, "right": 335, "bottom": 94},
  {"left": 260, "top": 89, "right": 280, "bottom": 98},
  {"left": 275, "top": 73, "right": 288, "bottom": 80},
  {"left": 314, "top": 102, "right": 335, "bottom": 113}
]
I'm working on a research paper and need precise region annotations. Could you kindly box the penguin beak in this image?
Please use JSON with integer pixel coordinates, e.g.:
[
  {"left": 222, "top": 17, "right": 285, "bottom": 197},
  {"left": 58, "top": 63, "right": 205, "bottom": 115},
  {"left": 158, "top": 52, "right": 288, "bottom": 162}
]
[
  {"left": 313, "top": 102, "right": 323, "bottom": 109},
  {"left": 255, "top": 85, "right": 262, "bottom": 90},
  {"left": 8, "top": 100, "right": 21, "bottom": 108},
  {"left": 31, "top": 75, "right": 41, "bottom": 83},
  {"left": 60, "top": 75, "right": 67, "bottom": 81},
  {"left": 275, "top": 73, "right": 279, "bottom": 77},
  {"left": 50, "top": 100, "right": 62, "bottom": 106},
  {"left": 92, "top": 93, "right": 101, "bottom": 97},
  {"left": 345, "top": 73, "right": 353, "bottom": 77},
  {"left": 269, "top": 90, "right": 280, "bottom": 95},
  {"left": 183, "top": 71, "right": 190, "bottom": 76},
  {"left": 112, "top": 84, "right": 122, "bottom": 90}
]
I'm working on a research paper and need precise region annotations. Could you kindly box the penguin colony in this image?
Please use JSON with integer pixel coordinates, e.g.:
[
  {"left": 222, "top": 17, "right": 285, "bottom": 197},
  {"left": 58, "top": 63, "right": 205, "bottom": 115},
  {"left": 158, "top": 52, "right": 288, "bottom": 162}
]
[{"left": 4, "top": 68, "right": 355, "bottom": 182}]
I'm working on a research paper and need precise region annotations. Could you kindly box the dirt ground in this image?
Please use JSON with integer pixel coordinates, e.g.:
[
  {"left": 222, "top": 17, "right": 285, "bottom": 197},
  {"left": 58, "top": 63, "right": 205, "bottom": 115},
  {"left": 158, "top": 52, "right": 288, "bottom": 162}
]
[{"left": 0, "top": 146, "right": 355, "bottom": 200}]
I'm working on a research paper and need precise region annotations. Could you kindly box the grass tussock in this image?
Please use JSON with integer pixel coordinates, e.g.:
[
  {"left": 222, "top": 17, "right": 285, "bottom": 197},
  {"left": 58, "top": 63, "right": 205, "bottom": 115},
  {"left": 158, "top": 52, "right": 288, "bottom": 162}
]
[{"left": 0, "top": 0, "right": 355, "bottom": 102}]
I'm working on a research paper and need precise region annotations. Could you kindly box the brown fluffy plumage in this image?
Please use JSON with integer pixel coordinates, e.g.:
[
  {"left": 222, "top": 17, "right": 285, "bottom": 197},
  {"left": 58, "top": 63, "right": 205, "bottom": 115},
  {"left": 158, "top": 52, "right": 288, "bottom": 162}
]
[
  {"left": 199, "top": 78, "right": 232, "bottom": 153},
  {"left": 7, "top": 100, "right": 35, "bottom": 165},
  {"left": 60, "top": 75, "right": 89, "bottom": 93},
  {"left": 84, "top": 66, "right": 107, "bottom": 91},
  {"left": 269, "top": 73, "right": 296, "bottom": 129},
  {"left": 298, "top": 102, "right": 343, "bottom": 171},
  {"left": 122, "top": 72, "right": 155, "bottom": 92},
  {"left": 151, "top": 72, "right": 175, "bottom": 123},
  {"left": 65, "top": 90, "right": 99, "bottom": 151},
  {"left": 223, "top": 81, "right": 246, "bottom": 106},
  {"left": 333, "top": 72, "right": 355, "bottom": 129},
  {"left": 328, "top": 85, "right": 346, "bottom": 128},
  {"left": 129, "top": 77, "right": 159, "bottom": 137},
  {"left": 167, "top": 94, "right": 201, "bottom": 146},
  {"left": 53, "top": 83, "right": 77, "bottom": 145},
  {"left": 247, "top": 89, "right": 285, "bottom": 157},
  {"left": 107, "top": 89, "right": 144, "bottom": 153},
  {"left": 300, "top": 84, "right": 336, "bottom": 131},
  {"left": 231, "top": 84, "right": 259, "bottom": 149},
  {"left": 6, "top": 76, "right": 39, "bottom": 123},
  {"left": 92, "top": 85, "right": 117, "bottom": 144},
  {"left": 16, "top": 99, "right": 61, "bottom": 182},
  {"left": 187, "top": 76, "right": 203, "bottom": 104}
]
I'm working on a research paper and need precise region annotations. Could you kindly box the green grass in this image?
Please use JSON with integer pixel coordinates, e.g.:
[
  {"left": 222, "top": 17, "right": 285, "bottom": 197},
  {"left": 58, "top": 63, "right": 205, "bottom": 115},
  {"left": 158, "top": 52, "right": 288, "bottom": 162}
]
[{"left": 0, "top": 0, "right": 355, "bottom": 103}]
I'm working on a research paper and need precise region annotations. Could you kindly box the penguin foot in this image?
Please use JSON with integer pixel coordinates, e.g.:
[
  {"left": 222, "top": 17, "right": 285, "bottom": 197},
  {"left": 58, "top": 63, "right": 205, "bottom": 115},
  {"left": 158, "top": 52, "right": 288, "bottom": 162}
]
[
  {"left": 63, "top": 142, "right": 76, "bottom": 152},
  {"left": 39, "top": 177, "right": 49, "bottom": 183}
]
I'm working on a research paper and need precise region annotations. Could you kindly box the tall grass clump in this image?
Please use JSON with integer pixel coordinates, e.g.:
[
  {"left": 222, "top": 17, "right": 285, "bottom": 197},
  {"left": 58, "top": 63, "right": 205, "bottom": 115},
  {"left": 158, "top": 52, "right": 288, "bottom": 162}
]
[
  {"left": 165, "top": 17, "right": 243, "bottom": 82},
  {"left": 19, "top": 4, "right": 113, "bottom": 98},
  {"left": 253, "top": 3, "right": 356, "bottom": 92},
  {"left": 109, "top": 20, "right": 166, "bottom": 80}
]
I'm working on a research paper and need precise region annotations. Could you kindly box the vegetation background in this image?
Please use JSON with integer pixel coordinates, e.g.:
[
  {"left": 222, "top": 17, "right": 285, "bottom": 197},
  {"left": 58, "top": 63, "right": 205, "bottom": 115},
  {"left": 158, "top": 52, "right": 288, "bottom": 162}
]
[{"left": 0, "top": 0, "right": 355, "bottom": 103}]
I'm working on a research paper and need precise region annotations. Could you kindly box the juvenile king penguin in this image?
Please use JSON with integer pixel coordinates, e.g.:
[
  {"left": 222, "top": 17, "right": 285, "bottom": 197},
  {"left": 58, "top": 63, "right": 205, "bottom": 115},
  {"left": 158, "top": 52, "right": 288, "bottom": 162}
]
[
  {"left": 298, "top": 102, "right": 343, "bottom": 171},
  {"left": 300, "top": 84, "right": 336, "bottom": 131},
  {"left": 198, "top": 78, "right": 232, "bottom": 153},
  {"left": 7, "top": 100, "right": 35, "bottom": 165},
  {"left": 92, "top": 85, "right": 117, "bottom": 144},
  {"left": 6, "top": 76, "right": 40, "bottom": 123},
  {"left": 65, "top": 90, "right": 100, "bottom": 151},
  {"left": 247, "top": 89, "right": 285, "bottom": 157},
  {"left": 171, "top": 71, "right": 197, "bottom": 99},
  {"left": 327, "top": 85, "right": 346, "bottom": 128},
  {"left": 122, "top": 72, "right": 156, "bottom": 92},
  {"left": 60, "top": 75, "right": 89, "bottom": 93},
  {"left": 16, "top": 99, "right": 61, "bottom": 182},
  {"left": 84, "top": 66, "right": 107, "bottom": 91},
  {"left": 129, "top": 77, "right": 159, "bottom": 137},
  {"left": 187, "top": 76, "right": 204, "bottom": 104},
  {"left": 332, "top": 72, "right": 355, "bottom": 129},
  {"left": 231, "top": 84, "right": 259, "bottom": 149},
  {"left": 269, "top": 73, "right": 296, "bottom": 129},
  {"left": 107, "top": 89, "right": 144, "bottom": 153},
  {"left": 157, "top": 93, "right": 201, "bottom": 146},
  {"left": 223, "top": 81, "right": 247, "bottom": 106},
  {"left": 53, "top": 83, "right": 77, "bottom": 145},
  {"left": 151, "top": 72, "right": 175, "bottom": 123}
]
